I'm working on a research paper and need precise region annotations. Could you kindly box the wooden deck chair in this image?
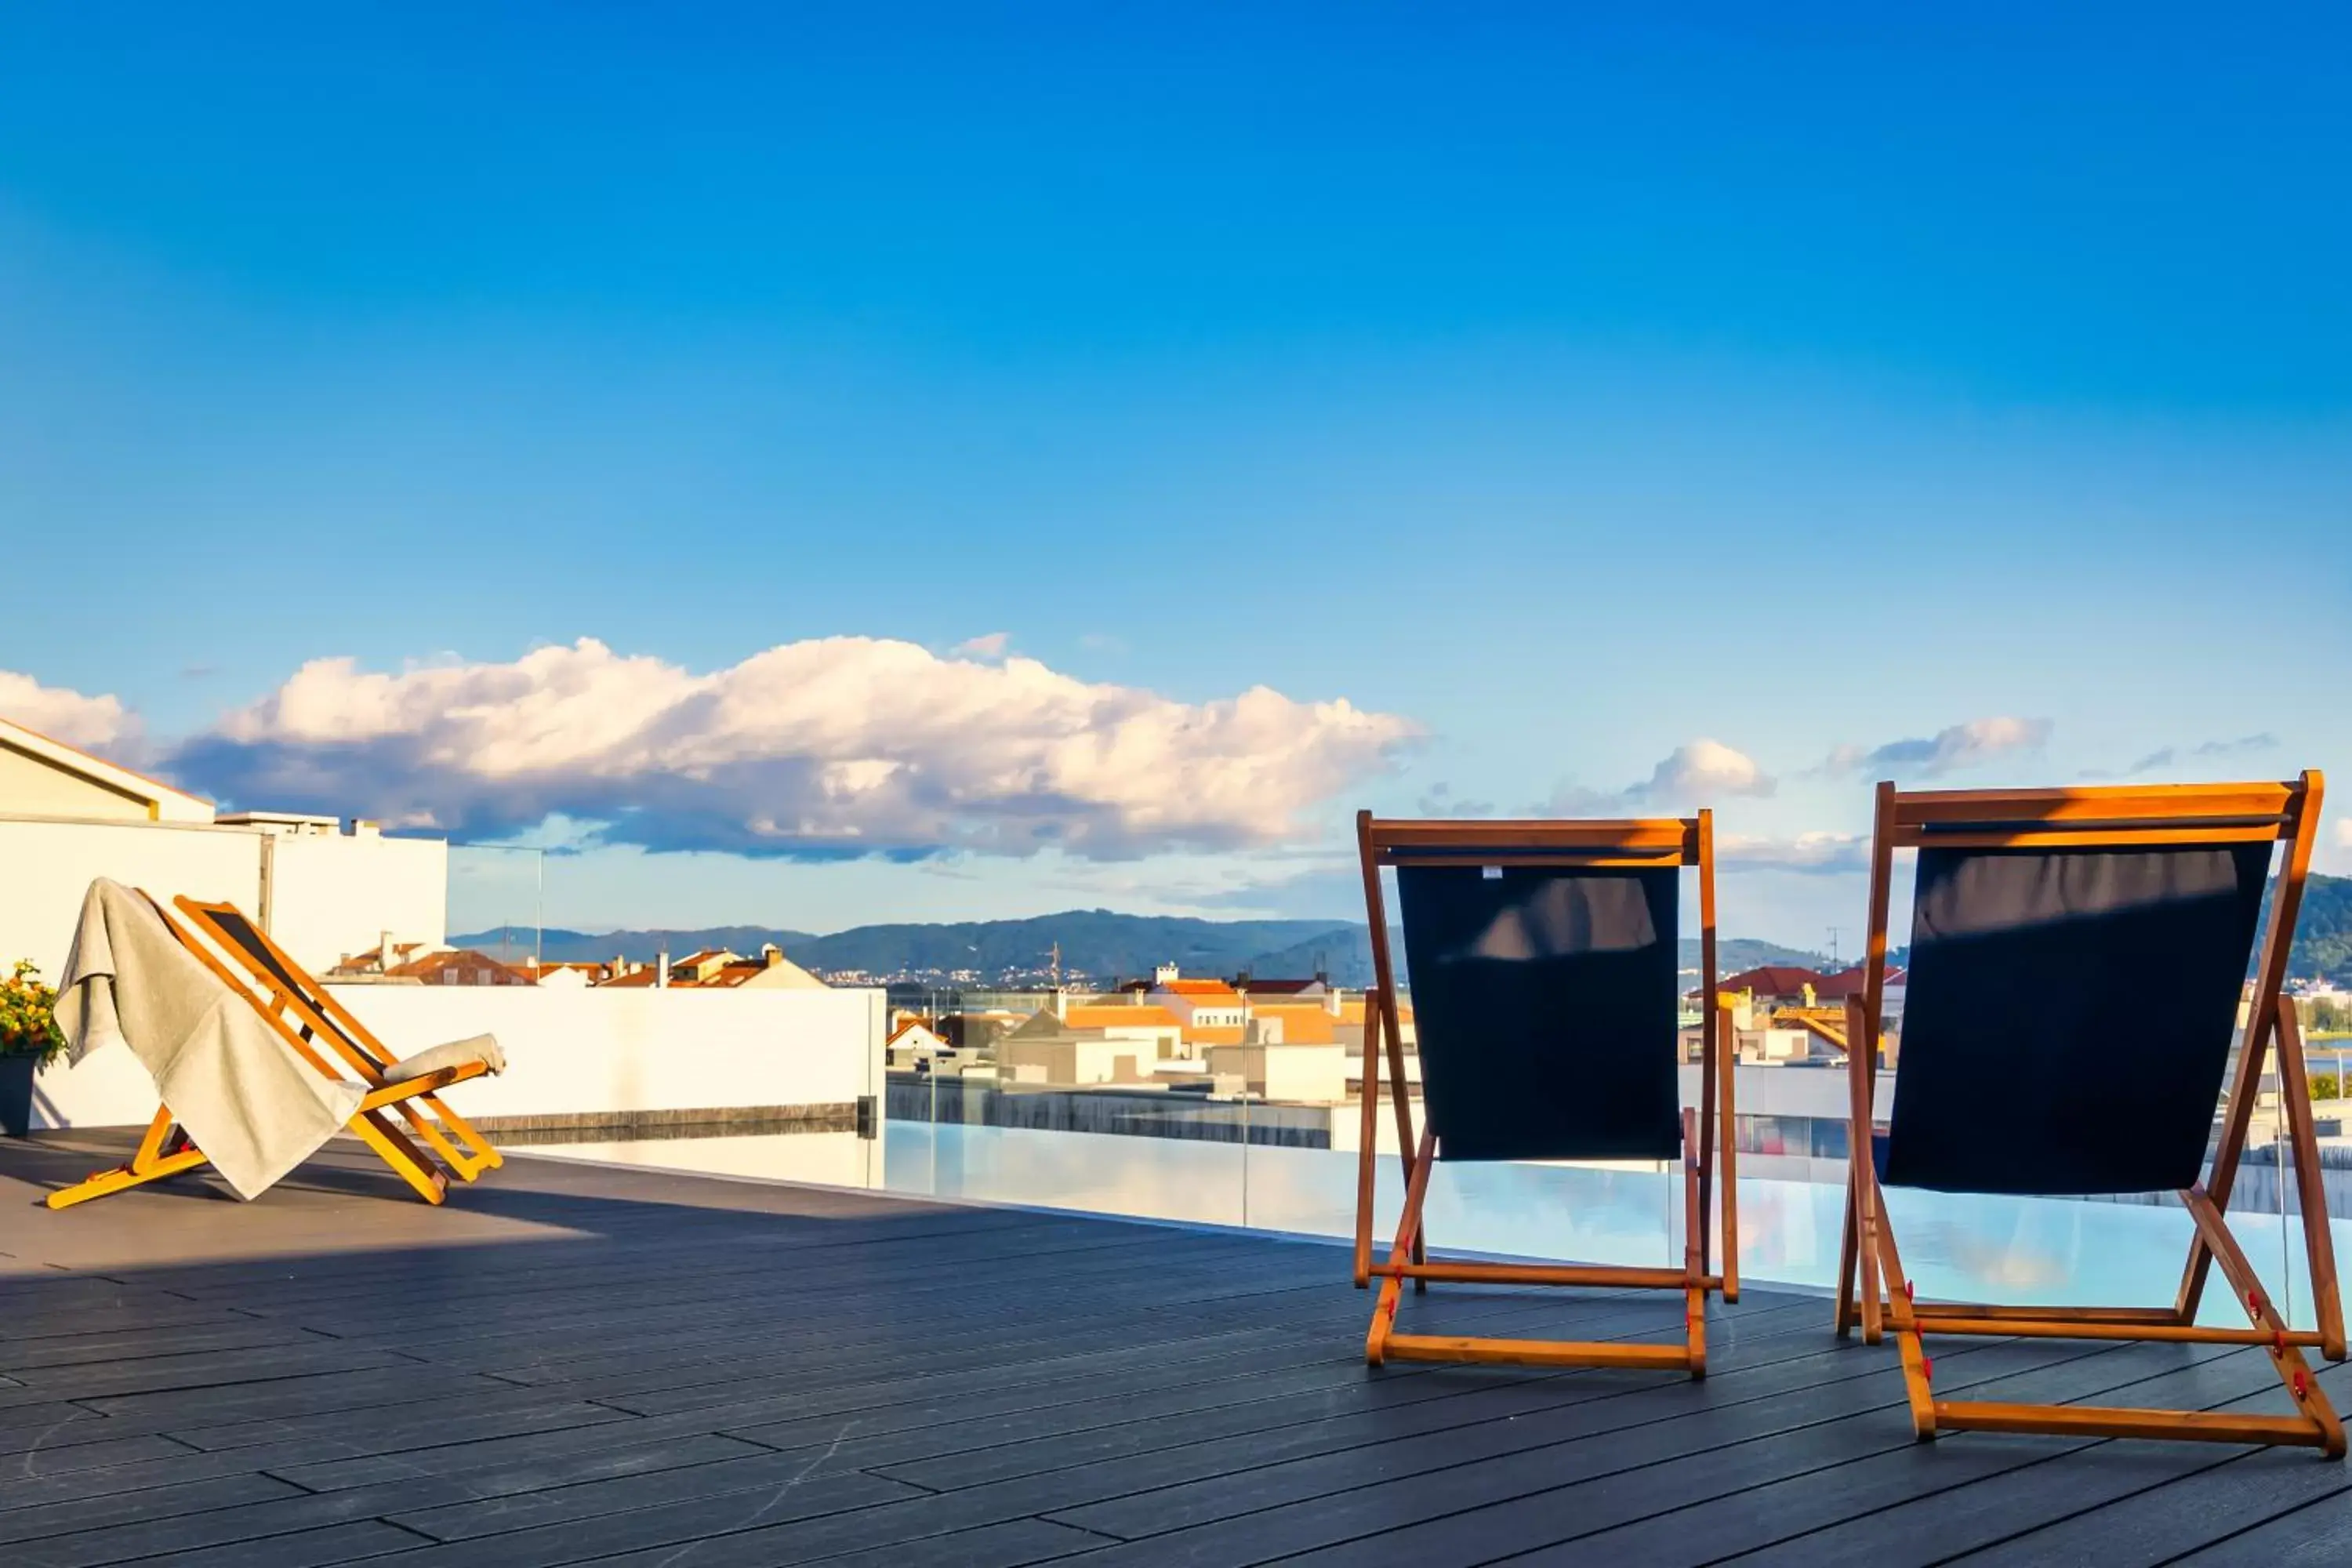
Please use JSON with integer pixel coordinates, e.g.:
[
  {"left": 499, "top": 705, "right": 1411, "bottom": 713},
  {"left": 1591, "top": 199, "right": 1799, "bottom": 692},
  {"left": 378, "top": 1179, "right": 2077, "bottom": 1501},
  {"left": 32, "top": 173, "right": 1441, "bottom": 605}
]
[
  {"left": 1355, "top": 810, "right": 1737, "bottom": 1377},
  {"left": 1838, "top": 772, "right": 2345, "bottom": 1457},
  {"left": 46, "top": 892, "right": 503, "bottom": 1210},
  {"left": 172, "top": 897, "right": 503, "bottom": 1189}
]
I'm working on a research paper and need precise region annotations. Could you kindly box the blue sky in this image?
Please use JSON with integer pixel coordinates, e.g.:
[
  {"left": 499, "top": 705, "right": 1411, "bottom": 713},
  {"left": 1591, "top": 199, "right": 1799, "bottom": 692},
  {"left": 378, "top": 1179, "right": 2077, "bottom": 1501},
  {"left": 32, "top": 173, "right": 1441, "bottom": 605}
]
[{"left": 2, "top": 4, "right": 2347, "bottom": 946}]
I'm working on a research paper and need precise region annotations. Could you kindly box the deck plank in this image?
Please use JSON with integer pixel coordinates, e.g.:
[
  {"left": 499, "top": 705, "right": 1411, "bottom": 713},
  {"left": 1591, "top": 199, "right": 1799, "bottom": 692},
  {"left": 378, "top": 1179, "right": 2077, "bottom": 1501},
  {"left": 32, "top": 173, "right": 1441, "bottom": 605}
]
[{"left": 5, "top": 1130, "right": 2349, "bottom": 1568}]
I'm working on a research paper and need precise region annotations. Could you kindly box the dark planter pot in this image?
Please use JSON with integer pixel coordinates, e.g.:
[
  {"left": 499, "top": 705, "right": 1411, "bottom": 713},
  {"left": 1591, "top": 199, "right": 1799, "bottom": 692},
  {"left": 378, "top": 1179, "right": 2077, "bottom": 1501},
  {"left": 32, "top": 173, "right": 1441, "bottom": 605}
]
[{"left": 0, "top": 1054, "right": 35, "bottom": 1138}]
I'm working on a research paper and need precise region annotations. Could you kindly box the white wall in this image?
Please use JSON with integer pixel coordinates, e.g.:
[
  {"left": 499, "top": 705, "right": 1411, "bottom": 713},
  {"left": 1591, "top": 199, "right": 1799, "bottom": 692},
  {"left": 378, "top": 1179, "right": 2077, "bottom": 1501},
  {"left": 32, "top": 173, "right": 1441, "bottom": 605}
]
[
  {"left": 267, "top": 832, "right": 447, "bottom": 973},
  {"left": 31, "top": 985, "right": 888, "bottom": 1131},
  {"left": 0, "top": 815, "right": 446, "bottom": 988},
  {"left": 0, "top": 817, "right": 263, "bottom": 980}
]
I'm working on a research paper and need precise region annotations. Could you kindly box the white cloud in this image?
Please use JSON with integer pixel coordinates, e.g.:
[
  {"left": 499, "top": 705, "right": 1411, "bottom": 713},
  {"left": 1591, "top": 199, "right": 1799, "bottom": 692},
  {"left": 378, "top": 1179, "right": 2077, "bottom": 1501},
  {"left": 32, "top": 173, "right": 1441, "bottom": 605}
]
[
  {"left": 0, "top": 670, "right": 141, "bottom": 752},
  {"left": 1538, "top": 738, "right": 1776, "bottom": 815},
  {"left": 1716, "top": 832, "right": 1868, "bottom": 875},
  {"left": 165, "top": 637, "right": 1417, "bottom": 859},
  {"left": 1633, "top": 739, "right": 1776, "bottom": 803},
  {"left": 953, "top": 632, "right": 1011, "bottom": 659},
  {"left": 1820, "top": 717, "right": 2053, "bottom": 779}
]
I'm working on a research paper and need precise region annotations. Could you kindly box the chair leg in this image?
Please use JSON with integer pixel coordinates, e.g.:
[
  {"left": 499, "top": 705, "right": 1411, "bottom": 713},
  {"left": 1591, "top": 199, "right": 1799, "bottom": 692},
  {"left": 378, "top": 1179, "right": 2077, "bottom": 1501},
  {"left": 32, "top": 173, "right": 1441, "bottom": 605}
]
[
  {"left": 1835, "top": 1167, "right": 1860, "bottom": 1339},
  {"left": 1682, "top": 1108, "right": 1708, "bottom": 1377},
  {"left": 422, "top": 1095, "right": 503, "bottom": 1173},
  {"left": 348, "top": 1110, "right": 448, "bottom": 1204},
  {"left": 397, "top": 1097, "right": 500, "bottom": 1181},
  {"left": 47, "top": 1145, "right": 210, "bottom": 1210},
  {"left": 45, "top": 1109, "right": 211, "bottom": 1210},
  {"left": 2183, "top": 1185, "right": 2347, "bottom": 1458},
  {"left": 1875, "top": 1189, "right": 2347, "bottom": 1460},
  {"left": 1367, "top": 1127, "right": 1436, "bottom": 1367},
  {"left": 1870, "top": 1206, "right": 1937, "bottom": 1439}
]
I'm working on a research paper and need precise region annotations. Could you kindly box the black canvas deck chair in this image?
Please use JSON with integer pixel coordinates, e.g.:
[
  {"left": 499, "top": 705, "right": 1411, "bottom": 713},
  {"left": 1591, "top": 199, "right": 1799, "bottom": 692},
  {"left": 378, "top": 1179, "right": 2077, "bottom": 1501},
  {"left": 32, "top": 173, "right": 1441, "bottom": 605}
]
[
  {"left": 1354, "top": 810, "right": 1737, "bottom": 1376},
  {"left": 1839, "top": 772, "right": 2344, "bottom": 1456}
]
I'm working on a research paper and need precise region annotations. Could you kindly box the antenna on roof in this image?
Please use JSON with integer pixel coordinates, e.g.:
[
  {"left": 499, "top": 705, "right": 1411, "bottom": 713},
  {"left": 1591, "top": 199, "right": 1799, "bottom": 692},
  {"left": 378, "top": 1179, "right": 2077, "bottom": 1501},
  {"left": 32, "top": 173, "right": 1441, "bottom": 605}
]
[{"left": 1826, "top": 927, "right": 1842, "bottom": 971}]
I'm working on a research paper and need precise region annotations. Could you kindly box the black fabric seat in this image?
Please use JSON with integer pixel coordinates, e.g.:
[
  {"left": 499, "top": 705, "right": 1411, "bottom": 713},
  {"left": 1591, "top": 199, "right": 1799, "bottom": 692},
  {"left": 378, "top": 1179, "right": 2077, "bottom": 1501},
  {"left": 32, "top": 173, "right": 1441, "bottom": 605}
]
[
  {"left": 1882, "top": 843, "right": 2270, "bottom": 1196},
  {"left": 1396, "top": 863, "right": 1681, "bottom": 1163}
]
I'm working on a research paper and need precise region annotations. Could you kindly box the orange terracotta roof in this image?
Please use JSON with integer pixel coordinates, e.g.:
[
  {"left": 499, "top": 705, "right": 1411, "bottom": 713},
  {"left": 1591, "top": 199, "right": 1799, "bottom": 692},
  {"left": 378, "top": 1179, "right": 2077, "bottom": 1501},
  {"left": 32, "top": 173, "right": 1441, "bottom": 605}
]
[
  {"left": 388, "top": 948, "right": 530, "bottom": 984},
  {"left": 1248, "top": 1005, "right": 1336, "bottom": 1044},
  {"left": 1161, "top": 979, "right": 1240, "bottom": 998},
  {"left": 1065, "top": 1005, "right": 1181, "bottom": 1029},
  {"left": 1722, "top": 965, "right": 1827, "bottom": 996},
  {"left": 1187, "top": 1025, "right": 1247, "bottom": 1047},
  {"left": 1808, "top": 965, "right": 1906, "bottom": 1000}
]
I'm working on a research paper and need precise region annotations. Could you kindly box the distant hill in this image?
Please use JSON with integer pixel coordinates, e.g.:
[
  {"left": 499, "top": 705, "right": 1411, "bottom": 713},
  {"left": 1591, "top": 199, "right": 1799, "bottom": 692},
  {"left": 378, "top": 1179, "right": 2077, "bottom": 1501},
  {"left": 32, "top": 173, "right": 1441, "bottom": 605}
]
[
  {"left": 2293, "top": 873, "right": 2352, "bottom": 985},
  {"left": 1247, "top": 927, "right": 1824, "bottom": 990},
  {"left": 457, "top": 913, "right": 1828, "bottom": 989},
  {"left": 456, "top": 925, "right": 816, "bottom": 964}
]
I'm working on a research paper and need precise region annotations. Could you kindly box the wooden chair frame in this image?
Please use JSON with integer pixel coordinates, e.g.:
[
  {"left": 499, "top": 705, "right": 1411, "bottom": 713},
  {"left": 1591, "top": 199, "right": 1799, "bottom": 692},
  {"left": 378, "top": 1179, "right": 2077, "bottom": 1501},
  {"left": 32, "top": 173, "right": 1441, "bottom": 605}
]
[
  {"left": 1838, "top": 772, "right": 2346, "bottom": 1456},
  {"left": 174, "top": 897, "right": 504, "bottom": 1188},
  {"left": 46, "top": 893, "right": 503, "bottom": 1210},
  {"left": 1355, "top": 810, "right": 1737, "bottom": 1377}
]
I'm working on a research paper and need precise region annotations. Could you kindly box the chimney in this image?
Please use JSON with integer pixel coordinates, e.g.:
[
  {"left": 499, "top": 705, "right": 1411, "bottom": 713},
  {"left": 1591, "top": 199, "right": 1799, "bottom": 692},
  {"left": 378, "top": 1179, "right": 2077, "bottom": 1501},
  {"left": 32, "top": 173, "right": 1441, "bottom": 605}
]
[
  {"left": 1051, "top": 986, "right": 1068, "bottom": 1021},
  {"left": 379, "top": 931, "right": 395, "bottom": 975},
  {"left": 763, "top": 943, "right": 783, "bottom": 969},
  {"left": 656, "top": 951, "right": 670, "bottom": 989}
]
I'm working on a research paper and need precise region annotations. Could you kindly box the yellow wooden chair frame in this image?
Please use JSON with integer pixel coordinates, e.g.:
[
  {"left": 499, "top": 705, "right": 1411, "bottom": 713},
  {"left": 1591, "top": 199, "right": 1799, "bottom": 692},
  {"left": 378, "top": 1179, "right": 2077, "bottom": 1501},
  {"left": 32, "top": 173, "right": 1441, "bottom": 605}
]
[{"left": 46, "top": 892, "right": 503, "bottom": 1210}]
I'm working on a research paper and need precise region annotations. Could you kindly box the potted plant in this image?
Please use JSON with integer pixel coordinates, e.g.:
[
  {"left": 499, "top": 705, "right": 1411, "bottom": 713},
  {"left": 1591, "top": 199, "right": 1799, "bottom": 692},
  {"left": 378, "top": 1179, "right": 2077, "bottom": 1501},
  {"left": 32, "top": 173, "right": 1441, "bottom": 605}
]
[{"left": 0, "top": 960, "right": 67, "bottom": 1137}]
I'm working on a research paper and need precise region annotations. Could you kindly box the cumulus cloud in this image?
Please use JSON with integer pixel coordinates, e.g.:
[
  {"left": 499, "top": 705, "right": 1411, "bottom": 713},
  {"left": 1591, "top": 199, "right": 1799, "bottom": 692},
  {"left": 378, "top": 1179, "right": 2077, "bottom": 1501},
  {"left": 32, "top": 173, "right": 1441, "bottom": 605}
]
[
  {"left": 163, "top": 637, "right": 1417, "bottom": 859},
  {"left": 1716, "top": 832, "right": 1868, "bottom": 876},
  {"left": 1537, "top": 739, "right": 1776, "bottom": 815},
  {"left": 0, "top": 670, "right": 142, "bottom": 753},
  {"left": 1632, "top": 739, "right": 1776, "bottom": 803},
  {"left": 953, "top": 632, "right": 1011, "bottom": 659},
  {"left": 1820, "top": 717, "right": 2052, "bottom": 779}
]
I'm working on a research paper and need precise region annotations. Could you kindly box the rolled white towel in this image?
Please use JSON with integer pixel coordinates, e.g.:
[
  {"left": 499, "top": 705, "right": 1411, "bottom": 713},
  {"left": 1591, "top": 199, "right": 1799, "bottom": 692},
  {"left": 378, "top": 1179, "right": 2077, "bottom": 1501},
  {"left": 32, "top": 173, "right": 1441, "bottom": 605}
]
[{"left": 384, "top": 1033, "right": 506, "bottom": 1083}]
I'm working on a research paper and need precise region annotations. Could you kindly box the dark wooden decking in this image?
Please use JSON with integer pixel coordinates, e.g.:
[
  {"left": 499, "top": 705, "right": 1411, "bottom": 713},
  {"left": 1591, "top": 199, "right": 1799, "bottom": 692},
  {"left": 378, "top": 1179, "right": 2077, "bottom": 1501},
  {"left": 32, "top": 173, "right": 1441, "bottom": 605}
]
[{"left": 2, "top": 1131, "right": 2348, "bottom": 1567}]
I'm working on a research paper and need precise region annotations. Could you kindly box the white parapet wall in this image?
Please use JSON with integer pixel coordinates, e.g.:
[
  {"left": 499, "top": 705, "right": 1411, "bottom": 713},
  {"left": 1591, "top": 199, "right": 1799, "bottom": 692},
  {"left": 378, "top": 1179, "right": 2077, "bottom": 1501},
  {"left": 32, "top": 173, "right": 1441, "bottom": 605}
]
[
  {"left": 1, "top": 817, "right": 264, "bottom": 981},
  {"left": 29, "top": 985, "right": 889, "bottom": 1134},
  {"left": 0, "top": 815, "right": 447, "bottom": 982}
]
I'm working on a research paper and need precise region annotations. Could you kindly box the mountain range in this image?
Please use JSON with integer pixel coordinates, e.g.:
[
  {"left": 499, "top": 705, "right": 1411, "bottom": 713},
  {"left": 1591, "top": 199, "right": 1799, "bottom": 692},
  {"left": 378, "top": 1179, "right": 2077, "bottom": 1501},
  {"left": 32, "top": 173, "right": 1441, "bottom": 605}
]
[
  {"left": 456, "top": 872, "right": 2352, "bottom": 989},
  {"left": 454, "top": 911, "right": 1828, "bottom": 988}
]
